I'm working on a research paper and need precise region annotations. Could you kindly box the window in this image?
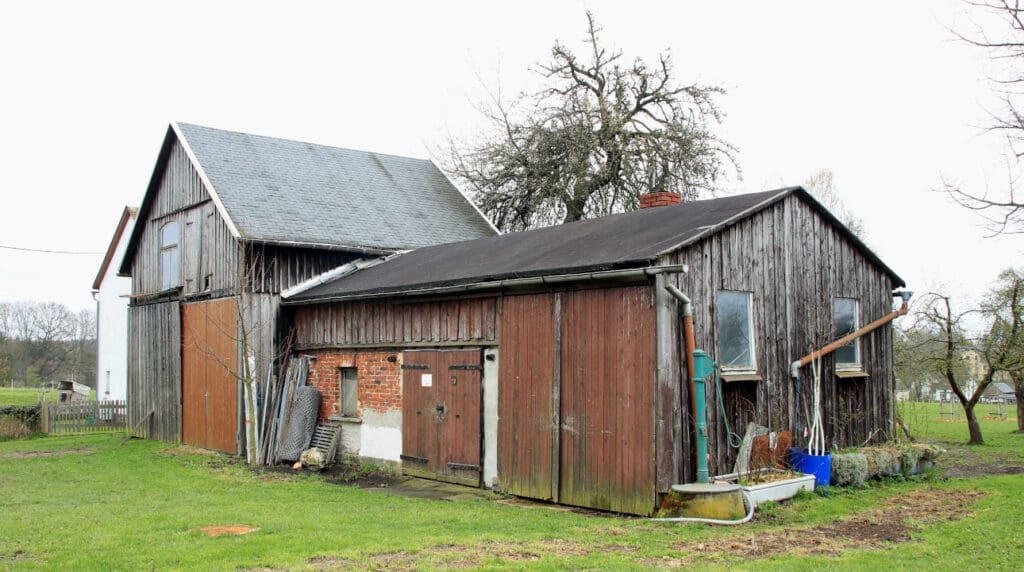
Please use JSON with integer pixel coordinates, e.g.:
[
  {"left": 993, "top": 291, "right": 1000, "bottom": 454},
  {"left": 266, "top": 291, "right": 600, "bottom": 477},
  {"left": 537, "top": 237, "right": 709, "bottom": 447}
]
[
  {"left": 159, "top": 221, "right": 180, "bottom": 290},
  {"left": 717, "top": 291, "right": 755, "bottom": 370},
  {"left": 833, "top": 298, "right": 860, "bottom": 368},
  {"left": 339, "top": 367, "right": 358, "bottom": 417}
]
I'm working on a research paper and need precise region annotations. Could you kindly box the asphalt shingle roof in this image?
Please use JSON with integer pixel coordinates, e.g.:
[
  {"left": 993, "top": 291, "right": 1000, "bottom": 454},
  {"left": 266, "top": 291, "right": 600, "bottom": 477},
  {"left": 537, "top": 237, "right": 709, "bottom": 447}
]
[
  {"left": 289, "top": 187, "right": 887, "bottom": 303},
  {"left": 176, "top": 123, "right": 496, "bottom": 250}
]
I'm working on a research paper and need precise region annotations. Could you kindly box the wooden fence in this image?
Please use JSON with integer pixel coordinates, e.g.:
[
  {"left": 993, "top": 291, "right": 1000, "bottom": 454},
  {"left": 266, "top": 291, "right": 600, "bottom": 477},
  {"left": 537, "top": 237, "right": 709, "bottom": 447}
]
[{"left": 41, "top": 401, "right": 127, "bottom": 434}]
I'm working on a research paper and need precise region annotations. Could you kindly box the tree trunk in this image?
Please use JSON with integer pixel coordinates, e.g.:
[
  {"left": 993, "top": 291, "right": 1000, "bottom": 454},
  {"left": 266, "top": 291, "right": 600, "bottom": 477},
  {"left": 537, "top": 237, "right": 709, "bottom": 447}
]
[
  {"left": 1016, "top": 380, "right": 1024, "bottom": 433},
  {"left": 964, "top": 403, "right": 985, "bottom": 445}
]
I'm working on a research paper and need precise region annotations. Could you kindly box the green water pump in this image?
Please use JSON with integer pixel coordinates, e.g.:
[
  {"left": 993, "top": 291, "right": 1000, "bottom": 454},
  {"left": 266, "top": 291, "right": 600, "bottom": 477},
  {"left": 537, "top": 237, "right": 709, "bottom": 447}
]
[{"left": 691, "top": 349, "right": 715, "bottom": 484}]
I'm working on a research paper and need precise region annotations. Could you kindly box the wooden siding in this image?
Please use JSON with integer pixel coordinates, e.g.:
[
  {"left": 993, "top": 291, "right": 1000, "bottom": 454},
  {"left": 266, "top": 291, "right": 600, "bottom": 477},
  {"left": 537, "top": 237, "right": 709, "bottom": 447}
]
[
  {"left": 660, "top": 194, "right": 897, "bottom": 479},
  {"left": 497, "top": 293, "right": 558, "bottom": 501},
  {"left": 130, "top": 140, "right": 237, "bottom": 296},
  {"left": 558, "top": 287, "right": 656, "bottom": 516},
  {"left": 292, "top": 297, "right": 500, "bottom": 348},
  {"left": 127, "top": 301, "right": 181, "bottom": 442},
  {"left": 245, "top": 244, "right": 361, "bottom": 294}
]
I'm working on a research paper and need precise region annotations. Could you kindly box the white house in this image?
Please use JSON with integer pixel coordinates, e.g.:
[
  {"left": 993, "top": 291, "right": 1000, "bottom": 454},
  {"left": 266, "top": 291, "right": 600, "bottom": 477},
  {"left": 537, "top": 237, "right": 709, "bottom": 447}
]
[{"left": 92, "top": 206, "right": 137, "bottom": 401}]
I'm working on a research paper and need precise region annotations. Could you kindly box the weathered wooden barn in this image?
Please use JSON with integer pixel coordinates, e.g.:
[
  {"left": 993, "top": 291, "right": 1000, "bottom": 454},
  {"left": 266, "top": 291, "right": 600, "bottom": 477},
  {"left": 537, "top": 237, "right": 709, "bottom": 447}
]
[
  {"left": 282, "top": 187, "right": 905, "bottom": 515},
  {"left": 117, "top": 123, "right": 496, "bottom": 452}
]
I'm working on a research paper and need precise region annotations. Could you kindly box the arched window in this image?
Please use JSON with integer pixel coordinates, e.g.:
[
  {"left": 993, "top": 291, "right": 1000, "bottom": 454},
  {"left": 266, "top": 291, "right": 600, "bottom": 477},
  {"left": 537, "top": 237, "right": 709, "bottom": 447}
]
[{"left": 159, "top": 221, "right": 180, "bottom": 290}]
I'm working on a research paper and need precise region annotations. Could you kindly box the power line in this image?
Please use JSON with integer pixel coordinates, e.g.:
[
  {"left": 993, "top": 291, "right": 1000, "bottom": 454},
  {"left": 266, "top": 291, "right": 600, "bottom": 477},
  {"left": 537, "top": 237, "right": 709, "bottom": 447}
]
[{"left": 0, "top": 244, "right": 103, "bottom": 255}]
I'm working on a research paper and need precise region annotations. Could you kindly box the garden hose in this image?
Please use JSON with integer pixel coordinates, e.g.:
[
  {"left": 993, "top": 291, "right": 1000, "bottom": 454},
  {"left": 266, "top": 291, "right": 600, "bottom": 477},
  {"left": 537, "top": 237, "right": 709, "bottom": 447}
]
[{"left": 713, "top": 365, "right": 743, "bottom": 449}]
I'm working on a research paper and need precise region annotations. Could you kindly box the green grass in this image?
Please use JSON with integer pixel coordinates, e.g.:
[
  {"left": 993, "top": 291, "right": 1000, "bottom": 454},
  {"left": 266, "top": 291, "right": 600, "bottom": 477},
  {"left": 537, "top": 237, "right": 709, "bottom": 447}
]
[
  {"left": 1, "top": 408, "right": 1022, "bottom": 570},
  {"left": 0, "top": 388, "right": 52, "bottom": 406},
  {"left": 899, "top": 401, "right": 1024, "bottom": 472},
  {"left": 0, "top": 388, "right": 91, "bottom": 406}
]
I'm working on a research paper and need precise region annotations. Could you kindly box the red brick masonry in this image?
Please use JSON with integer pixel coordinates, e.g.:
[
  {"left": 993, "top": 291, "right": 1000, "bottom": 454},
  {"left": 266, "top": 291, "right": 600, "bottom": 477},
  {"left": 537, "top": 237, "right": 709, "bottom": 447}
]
[
  {"left": 639, "top": 191, "right": 682, "bottom": 209},
  {"left": 304, "top": 350, "right": 402, "bottom": 420}
]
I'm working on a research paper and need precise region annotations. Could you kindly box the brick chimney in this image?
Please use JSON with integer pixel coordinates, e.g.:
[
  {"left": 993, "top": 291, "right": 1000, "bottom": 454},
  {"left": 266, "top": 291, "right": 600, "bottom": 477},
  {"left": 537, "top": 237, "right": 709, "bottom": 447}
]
[{"left": 639, "top": 191, "right": 682, "bottom": 209}]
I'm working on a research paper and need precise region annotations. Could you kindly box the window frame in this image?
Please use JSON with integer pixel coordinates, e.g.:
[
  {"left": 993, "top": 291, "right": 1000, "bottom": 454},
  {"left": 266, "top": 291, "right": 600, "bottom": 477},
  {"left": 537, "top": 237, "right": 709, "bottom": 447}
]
[
  {"left": 338, "top": 367, "right": 359, "bottom": 418},
  {"left": 159, "top": 220, "right": 180, "bottom": 291},
  {"left": 833, "top": 297, "right": 861, "bottom": 370},
  {"left": 717, "top": 290, "right": 757, "bottom": 372}
]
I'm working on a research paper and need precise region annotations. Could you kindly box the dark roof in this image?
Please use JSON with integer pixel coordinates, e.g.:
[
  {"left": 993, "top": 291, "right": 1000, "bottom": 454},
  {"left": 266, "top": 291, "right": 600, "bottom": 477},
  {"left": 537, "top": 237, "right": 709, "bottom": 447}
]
[
  {"left": 92, "top": 206, "right": 138, "bottom": 290},
  {"left": 119, "top": 123, "right": 496, "bottom": 274},
  {"left": 288, "top": 187, "right": 903, "bottom": 304}
]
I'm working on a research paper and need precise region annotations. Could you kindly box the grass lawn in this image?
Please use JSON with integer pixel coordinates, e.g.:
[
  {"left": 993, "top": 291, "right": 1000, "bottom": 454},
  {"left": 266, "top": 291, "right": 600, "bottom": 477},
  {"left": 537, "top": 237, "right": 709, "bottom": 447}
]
[{"left": 1, "top": 407, "right": 1022, "bottom": 570}]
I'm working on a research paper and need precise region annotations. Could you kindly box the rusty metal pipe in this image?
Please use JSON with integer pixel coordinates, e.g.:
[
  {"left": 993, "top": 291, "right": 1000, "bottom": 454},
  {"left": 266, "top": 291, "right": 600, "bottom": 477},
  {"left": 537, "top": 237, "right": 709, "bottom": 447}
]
[
  {"left": 791, "top": 300, "right": 909, "bottom": 375},
  {"left": 789, "top": 291, "right": 911, "bottom": 436},
  {"left": 664, "top": 283, "right": 699, "bottom": 469}
]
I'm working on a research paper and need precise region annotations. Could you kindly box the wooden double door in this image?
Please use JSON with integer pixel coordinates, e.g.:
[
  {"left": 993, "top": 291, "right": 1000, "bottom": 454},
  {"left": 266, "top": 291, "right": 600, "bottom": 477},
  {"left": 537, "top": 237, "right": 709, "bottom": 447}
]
[
  {"left": 401, "top": 349, "right": 483, "bottom": 486},
  {"left": 181, "top": 298, "right": 238, "bottom": 453}
]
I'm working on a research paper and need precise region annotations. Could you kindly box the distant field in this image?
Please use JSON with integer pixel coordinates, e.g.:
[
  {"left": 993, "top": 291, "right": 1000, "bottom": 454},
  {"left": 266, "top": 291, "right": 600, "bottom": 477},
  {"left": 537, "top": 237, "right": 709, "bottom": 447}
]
[{"left": 0, "top": 388, "right": 56, "bottom": 406}]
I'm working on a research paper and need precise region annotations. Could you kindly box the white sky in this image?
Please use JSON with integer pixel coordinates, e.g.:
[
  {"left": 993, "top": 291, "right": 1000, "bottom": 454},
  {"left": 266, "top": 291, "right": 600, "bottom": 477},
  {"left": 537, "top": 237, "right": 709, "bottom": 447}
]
[{"left": 0, "top": 0, "right": 1020, "bottom": 314}]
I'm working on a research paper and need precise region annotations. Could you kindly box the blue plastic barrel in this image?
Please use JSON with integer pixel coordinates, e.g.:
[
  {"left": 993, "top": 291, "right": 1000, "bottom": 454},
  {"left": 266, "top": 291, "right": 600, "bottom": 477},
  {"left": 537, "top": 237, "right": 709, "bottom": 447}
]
[{"left": 789, "top": 447, "right": 831, "bottom": 487}]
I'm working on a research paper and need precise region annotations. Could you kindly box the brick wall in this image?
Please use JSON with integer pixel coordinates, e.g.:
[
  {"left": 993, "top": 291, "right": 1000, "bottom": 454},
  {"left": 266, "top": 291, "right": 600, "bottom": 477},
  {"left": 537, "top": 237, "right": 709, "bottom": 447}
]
[{"left": 303, "top": 350, "right": 402, "bottom": 420}]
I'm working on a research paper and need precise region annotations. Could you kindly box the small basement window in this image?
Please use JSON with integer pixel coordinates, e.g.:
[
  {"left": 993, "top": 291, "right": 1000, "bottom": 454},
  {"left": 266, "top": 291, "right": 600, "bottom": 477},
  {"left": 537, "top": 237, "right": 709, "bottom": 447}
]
[
  {"left": 833, "top": 297, "right": 860, "bottom": 369},
  {"left": 339, "top": 367, "right": 358, "bottom": 418},
  {"left": 159, "top": 221, "right": 180, "bottom": 290},
  {"left": 717, "top": 290, "right": 755, "bottom": 371}
]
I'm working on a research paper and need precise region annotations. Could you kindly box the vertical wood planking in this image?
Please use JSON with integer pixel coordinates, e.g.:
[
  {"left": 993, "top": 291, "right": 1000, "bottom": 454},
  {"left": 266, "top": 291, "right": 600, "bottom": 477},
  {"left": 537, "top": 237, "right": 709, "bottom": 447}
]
[
  {"left": 558, "top": 286, "right": 657, "bottom": 516},
  {"left": 497, "top": 294, "right": 557, "bottom": 500},
  {"left": 292, "top": 297, "right": 500, "bottom": 347}
]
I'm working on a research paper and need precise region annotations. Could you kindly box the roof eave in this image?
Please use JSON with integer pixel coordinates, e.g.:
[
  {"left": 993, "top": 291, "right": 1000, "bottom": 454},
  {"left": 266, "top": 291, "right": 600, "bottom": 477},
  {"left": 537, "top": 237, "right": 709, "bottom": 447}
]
[
  {"left": 284, "top": 259, "right": 668, "bottom": 306},
  {"left": 94, "top": 206, "right": 138, "bottom": 288}
]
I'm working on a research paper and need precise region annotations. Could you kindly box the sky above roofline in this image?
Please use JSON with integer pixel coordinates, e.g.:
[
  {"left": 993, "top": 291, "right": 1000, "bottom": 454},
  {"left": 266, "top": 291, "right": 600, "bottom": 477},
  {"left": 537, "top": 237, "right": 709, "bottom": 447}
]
[{"left": 0, "top": 1, "right": 1019, "bottom": 318}]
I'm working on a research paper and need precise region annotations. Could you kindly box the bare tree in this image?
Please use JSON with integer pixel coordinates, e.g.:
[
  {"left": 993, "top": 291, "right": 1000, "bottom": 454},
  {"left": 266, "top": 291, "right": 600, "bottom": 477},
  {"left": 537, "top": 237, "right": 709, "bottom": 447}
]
[
  {"left": 915, "top": 294, "right": 987, "bottom": 444},
  {"left": 944, "top": 0, "right": 1024, "bottom": 234},
  {"left": 442, "top": 11, "right": 737, "bottom": 231},
  {"left": 981, "top": 268, "right": 1024, "bottom": 429},
  {"left": 803, "top": 169, "right": 866, "bottom": 239},
  {"left": 0, "top": 301, "right": 96, "bottom": 387},
  {"left": 916, "top": 287, "right": 1022, "bottom": 444}
]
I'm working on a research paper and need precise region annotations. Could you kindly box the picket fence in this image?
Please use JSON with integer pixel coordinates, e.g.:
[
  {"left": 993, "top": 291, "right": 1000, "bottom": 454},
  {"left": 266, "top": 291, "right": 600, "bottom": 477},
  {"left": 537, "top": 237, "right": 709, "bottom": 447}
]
[{"left": 41, "top": 400, "right": 127, "bottom": 434}]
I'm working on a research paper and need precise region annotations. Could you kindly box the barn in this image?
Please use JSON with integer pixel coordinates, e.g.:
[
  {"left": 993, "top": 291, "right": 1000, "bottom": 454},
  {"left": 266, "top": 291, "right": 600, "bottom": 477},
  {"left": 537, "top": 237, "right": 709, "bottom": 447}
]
[
  {"left": 282, "top": 187, "right": 905, "bottom": 515},
  {"left": 117, "top": 123, "right": 496, "bottom": 452}
]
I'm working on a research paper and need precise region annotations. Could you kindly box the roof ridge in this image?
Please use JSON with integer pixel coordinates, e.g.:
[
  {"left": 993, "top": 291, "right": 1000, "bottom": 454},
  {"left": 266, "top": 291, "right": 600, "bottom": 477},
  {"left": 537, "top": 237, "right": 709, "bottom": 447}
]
[{"left": 175, "top": 122, "right": 435, "bottom": 163}]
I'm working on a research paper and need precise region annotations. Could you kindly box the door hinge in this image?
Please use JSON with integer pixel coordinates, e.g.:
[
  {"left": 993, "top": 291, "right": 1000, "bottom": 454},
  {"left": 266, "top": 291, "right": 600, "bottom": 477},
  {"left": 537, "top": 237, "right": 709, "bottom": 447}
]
[
  {"left": 447, "top": 462, "right": 481, "bottom": 471},
  {"left": 401, "top": 364, "right": 430, "bottom": 370},
  {"left": 448, "top": 364, "right": 483, "bottom": 371}
]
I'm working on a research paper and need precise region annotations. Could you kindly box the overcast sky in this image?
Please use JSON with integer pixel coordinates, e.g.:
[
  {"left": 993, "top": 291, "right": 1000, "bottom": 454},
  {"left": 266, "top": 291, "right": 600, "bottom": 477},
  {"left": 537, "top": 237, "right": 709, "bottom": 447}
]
[{"left": 1, "top": 1, "right": 1020, "bottom": 315}]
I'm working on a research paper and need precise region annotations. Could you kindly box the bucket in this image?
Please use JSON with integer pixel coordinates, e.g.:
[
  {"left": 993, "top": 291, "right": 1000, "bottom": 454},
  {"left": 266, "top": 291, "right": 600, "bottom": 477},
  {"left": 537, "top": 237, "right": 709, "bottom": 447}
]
[{"left": 789, "top": 447, "right": 831, "bottom": 487}]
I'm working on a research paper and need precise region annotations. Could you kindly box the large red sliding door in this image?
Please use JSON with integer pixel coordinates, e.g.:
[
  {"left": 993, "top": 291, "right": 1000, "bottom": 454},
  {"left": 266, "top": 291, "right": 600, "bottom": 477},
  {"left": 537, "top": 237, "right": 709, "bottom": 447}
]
[{"left": 181, "top": 298, "right": 238, "bottom": 453}]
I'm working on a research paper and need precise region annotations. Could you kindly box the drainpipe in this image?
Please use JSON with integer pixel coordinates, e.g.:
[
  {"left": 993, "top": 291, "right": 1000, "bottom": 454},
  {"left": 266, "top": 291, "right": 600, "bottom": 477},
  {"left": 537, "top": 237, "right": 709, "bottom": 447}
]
[
  {"left": 664, "top": 279, "right": 702, "bottom": 479},
  {"left": 790, "top": 290, "right": 912, "bottom": 434},
  {"left": 664, "top": 283, "right": 697, "bottom": 424}
]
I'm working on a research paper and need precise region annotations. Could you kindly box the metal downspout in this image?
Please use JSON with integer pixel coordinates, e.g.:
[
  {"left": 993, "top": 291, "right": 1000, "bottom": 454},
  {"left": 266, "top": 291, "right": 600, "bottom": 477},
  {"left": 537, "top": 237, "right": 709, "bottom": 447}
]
[{"left": 664, "top": 282, "right": 703, "bottom": 480}]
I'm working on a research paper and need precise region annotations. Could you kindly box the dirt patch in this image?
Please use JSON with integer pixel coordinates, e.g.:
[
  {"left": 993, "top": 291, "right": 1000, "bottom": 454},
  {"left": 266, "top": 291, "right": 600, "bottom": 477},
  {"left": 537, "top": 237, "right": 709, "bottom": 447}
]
[
  {"left": 260, "top": 458, "right": 399, "bottom": 489},
  {"left": 651, "top": 487, "right": 984, "bottom": 566},
  {"left": 0, "top": 550, "right": 30, "bottom": 563},
  {"left": 329, "top": 538, "right": 589, "bottom": 570},
  {"left": 0, "top": 447, "right": 94, "bottom": 459},
  {"left": 160, "top": 445, "right": 222, "bottom": 457},
  {"left": 197, "top": 525, "right": 257, "bottom": 537},
  {"left": 307, "top": 555, "right": 357, "bottom": 570}
]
